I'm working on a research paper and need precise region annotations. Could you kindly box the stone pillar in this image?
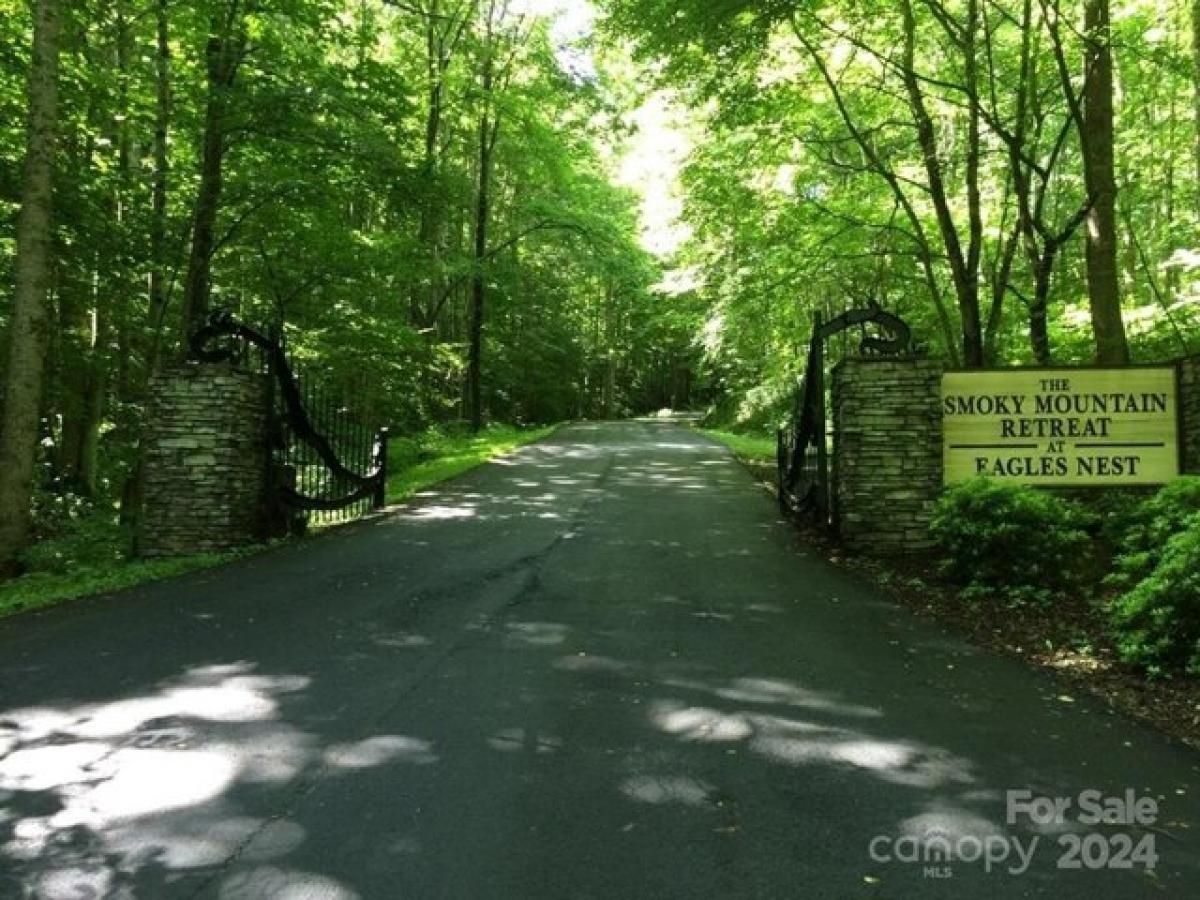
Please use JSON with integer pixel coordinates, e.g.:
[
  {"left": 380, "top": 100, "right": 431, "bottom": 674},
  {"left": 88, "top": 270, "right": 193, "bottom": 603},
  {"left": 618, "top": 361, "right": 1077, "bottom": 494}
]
[
  {"left": 139, "top": 364, "right": 271, "bottom": 557},
  {"left": 832, "top": 356, "right": 944, "bottom": 553},
  {"left": 1180, "top": 355, "right": 1200, "bottom": 475}
]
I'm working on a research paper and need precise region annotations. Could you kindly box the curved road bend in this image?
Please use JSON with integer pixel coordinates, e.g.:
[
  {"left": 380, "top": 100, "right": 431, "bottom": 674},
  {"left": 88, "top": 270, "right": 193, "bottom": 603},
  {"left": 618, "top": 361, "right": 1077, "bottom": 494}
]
[{"left": 0, "top": 421, "right": 1197, "bottom": 899}]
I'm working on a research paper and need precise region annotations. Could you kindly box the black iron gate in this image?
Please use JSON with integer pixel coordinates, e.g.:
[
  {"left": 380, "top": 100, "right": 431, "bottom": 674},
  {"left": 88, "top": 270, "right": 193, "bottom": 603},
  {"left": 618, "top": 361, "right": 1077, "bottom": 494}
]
[
  {"left": 190, "top": 310, "right": 390, "bottom": 530},
  {"left": 777, "top": 306, "right": 913, "bottom": 526}
]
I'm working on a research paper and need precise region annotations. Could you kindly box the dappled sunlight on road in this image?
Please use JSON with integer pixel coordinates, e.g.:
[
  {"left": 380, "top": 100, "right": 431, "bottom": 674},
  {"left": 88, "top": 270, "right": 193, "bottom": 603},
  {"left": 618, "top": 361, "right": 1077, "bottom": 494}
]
[
  {"left": 551, "top": 654, "right": 634, "bottom": 675},
  {"left": 487, "top": 728, "right": 563, "bottom": 755},
  {"left": 323, "top": 736, "right": 437, "bottom": 770},
  {"left": 400, "top": 503, "right": 479, "bottom": 521},
  {"left": 620, "top": 774, "right": 718, "bottom": 808},
  {"left": 748, "top": 719, "right": 975, "bottom": 789},
  {"left": 649, "top": 702, "right": 753, "bottom": 743},
  {"left": 641, "top": 686, "right": 973, "bottom": 790},
  {"left": 367, "top": 426, "right": 754, "bottom": 568},
  {"left": 651, "top": 442, "right": 712, "bottom": 452},
  {"left": 217, "top": 865, "right": 363, "bottom": 900},
  {"left": 371, "top": 630, "right": 433, "bottom": 650},
  {"left": 349, "top": 422, "right": 1167, "bottom": 890},
  {"left": 4, "top": 421, "right": 1194, "bottom": 897},
  {"left": 663, "top": 676, "right": 884, "bottom": 719},
  {"left": 0, "top": 661, "right": 437, "bottom": 898},
  {"left": 505, "top": 621, "right": 571, "bottom": 647},
  {"left": 899, "top": 800, "right": 1008, "bottom": 843}
]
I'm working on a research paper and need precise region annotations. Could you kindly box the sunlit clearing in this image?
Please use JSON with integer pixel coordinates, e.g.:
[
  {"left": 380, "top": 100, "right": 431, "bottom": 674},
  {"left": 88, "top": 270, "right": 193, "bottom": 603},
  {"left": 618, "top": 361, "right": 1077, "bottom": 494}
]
[
  {"left": 511, "top": 0, "right": 597, "bottom": 81},
  {"left": 617, "top": 92, "right": 693, "bottom": 257}
]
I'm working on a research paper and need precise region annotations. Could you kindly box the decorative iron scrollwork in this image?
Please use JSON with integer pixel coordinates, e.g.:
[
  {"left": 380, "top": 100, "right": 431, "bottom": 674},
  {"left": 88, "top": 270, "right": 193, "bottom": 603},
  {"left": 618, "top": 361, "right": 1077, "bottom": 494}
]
[
  {"left": 816, "top": 304, "right": 913, "bottom": 356},
  {"left": 777, "top": 306, "right": 914, "bottom": 524},
  {"left": 190, "top": 310, "right": 389, "bottom": 514}
]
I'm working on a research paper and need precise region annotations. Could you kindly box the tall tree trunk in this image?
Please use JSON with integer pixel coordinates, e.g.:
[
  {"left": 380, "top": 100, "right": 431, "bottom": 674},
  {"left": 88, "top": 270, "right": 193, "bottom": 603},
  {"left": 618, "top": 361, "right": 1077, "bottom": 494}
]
[
  {"left": 414, "top": 0, "right": 445, "bottom": 328},
  {"left": 467, "top": 8, "right": 498, "bottom": 434},
  {"left": 180, "top": 9, "right": 244, "bottom": 346},
  {"left": 54, "top": 26, "right": 96, "bottom": 489},
  {"left": 793, "top": 17, "right": 962, "bottom": 365},
  {"left": 984, "top": 216, "right": 1020, "bottom": 365},
  {"left": 899, "top": 0, "right": 984, "bottom": 366},
  {"left": 1193, "top": 0, "right": 1200, "bottom": 212},
  {"left": 413, "top": 2, "right": 448, "bottom": 419},
  {"left": 1029, "top": 251, "right": 1058, "bottom": 365},
  {"left": 1081, "top": 0, "right": 1130, "bottom": 364},
  {"left": 467, "top": 112, "right": 496, "bottom": 433},
  {"left": 987, "top": 0, "right": 1092, "bottom": 364},
  {"left": 961, "top": 0, "right": 985, "bottom": 367},
  {"left": 79, "top": 3, "right": 132, "bottom": 495},
  {"left": 0, "top": 0, "right": 62, "bottom": 573},
  {"left": 80, "top": 262, "right": 112, "bottom": 495},
  {"left": 147, "top": 0, "right": 171, "bottom": 373},
  {"left": 123, "top": 0, "right": 173, "bottom": 528},
  {"left": 112, "top": 0, "right": 132, "bottom": 400}
]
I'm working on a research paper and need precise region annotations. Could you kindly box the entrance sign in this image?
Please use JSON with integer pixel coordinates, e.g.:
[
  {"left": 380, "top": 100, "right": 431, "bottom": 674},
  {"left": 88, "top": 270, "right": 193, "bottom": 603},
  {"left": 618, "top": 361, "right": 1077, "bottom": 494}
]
[{"left": 942, "top": 368, "right": 1179, "bottom": 486}]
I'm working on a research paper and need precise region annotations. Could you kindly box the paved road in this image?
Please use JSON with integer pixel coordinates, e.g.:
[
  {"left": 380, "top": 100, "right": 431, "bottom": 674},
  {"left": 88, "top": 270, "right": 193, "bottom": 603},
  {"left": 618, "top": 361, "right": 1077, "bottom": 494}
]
[{"left": 1, "top": 421, "right": 1197, "bottom": 899}]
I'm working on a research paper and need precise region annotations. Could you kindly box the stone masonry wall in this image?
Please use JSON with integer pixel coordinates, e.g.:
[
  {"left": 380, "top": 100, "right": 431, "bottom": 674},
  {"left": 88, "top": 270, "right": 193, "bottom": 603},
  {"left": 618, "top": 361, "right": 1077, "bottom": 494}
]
[
  {"left": 1181, "top": 355, "right": 1200, "bottom": 475},
  {"left": 139, "top": 364, "right": 271, "bottom": 557},
  {"left": 832, "top": 356, "right": 944, "bottom": 553},
  {"left": 829, "top": 354, "right": 1200, "bottom": 554}
]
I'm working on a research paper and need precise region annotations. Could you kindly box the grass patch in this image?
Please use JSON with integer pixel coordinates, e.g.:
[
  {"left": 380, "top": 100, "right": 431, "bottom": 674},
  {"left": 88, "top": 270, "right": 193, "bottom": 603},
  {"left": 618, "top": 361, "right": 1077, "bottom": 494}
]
[
  {"left": 698, "top": 428, "right": 776, "bottom": 466},
  {"left": 0, "top": 550, "right": 249, "bottom": 620},
  {"left": 386, "top": 423, "right": 558, "bottom": 503},
  {"left": 0, "top": 423, "right": 557, "bottom": 620},
  {"left": 1, "top": 498, "right": 263, "bottom": 620}
]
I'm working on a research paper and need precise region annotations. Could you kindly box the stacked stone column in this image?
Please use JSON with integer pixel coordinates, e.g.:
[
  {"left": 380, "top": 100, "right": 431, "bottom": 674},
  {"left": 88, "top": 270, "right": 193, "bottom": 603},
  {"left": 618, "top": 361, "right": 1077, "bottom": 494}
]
[
  {"left": 831, "top": 356, "right": 944, "bottom": 553},
  {"left": 139, "top": 364, "right": 271, "bottom": 557},
  {"left": 1180, "top": 355, "right": 1200, "bottom": 474}
]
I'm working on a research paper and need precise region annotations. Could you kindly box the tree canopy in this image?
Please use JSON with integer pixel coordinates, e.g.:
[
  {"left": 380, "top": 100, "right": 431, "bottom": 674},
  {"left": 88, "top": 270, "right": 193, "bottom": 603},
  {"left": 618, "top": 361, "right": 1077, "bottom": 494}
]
[
  {"left": 2, "top": 0, "right": 1200, "bottom": 569},
  {"left": 602, "top": 0, "right": 1200, "bottom": 423}
]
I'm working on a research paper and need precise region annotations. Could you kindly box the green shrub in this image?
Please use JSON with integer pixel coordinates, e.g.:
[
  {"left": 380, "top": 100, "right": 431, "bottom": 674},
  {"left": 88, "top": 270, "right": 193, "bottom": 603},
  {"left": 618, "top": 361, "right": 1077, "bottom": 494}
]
[
  {"left": 1109, "top": 516, "right": 1200, "bottom": 677},
  {"left": 930, "top": 478, "right": 1092, "bottom": 606},
  {"left": 1076, "top": 488, "right": 1154, "bottom": 546},
  {"left": 20, "top": 505, "right": 128, "bottom": 574},
  {"left": 1107, "top": 477, "right": 1200, "bottom": 590}
]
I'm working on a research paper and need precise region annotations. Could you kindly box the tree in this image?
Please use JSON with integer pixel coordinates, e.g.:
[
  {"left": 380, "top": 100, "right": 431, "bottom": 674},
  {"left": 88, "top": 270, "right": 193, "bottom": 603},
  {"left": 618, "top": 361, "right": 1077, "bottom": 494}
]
[
  {"left": 180, "top": 1, "right": 251, "bottom": 345},
  {"left": 466, "top": 0, "right": 502, "bottom": 432},
  {"left": 982, "top": 0, "right": 1092, "bottom": 364},
  {"left": 601, "top": 0, "right": 1195, "bottom": 423},
  {"left": 1080, "top": 0, "right": 1130, "bottom": 364},
  {"left": 148, "top": 0, "right": 172, "bottom": 373},
  {"left": 1046, "top": 0, "right": 1130, "bottom": 364},
  {"left": 0, "top": 0, "right": 63, "bottom": 572}
]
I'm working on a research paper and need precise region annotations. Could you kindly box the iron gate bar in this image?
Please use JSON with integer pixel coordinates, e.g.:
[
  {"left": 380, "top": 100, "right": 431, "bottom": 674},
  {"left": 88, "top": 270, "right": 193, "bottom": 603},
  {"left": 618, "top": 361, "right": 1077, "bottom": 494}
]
[
  {"left": 189, "top": 310, "right": 389, "bottom": 515},
  {"left": 777, "top": 305, "right": 913, "bottom": 526}
]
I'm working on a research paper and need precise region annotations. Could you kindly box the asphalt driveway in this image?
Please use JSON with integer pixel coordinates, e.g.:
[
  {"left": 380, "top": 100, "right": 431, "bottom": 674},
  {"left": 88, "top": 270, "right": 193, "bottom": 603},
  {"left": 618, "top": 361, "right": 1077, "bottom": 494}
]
[{"left": 0, "top": 421, "right": 1196, "bottom": 898}]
